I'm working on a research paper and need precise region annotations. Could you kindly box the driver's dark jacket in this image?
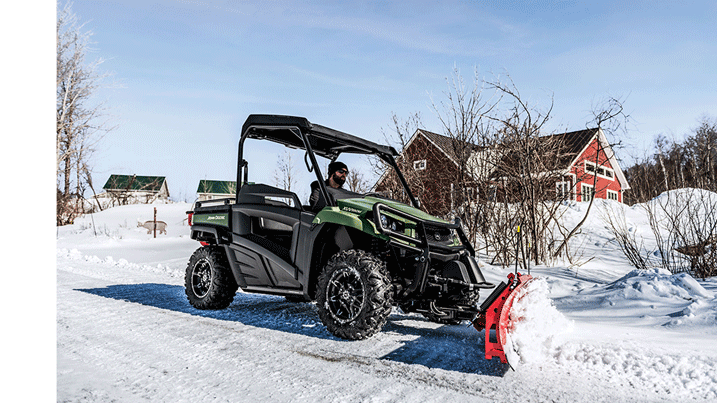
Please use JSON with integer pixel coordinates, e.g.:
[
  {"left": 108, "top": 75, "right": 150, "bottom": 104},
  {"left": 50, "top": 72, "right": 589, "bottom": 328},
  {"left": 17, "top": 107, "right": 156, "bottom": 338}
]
[{"left": 309, "top": 180, "right": 360, "bottom": 212}]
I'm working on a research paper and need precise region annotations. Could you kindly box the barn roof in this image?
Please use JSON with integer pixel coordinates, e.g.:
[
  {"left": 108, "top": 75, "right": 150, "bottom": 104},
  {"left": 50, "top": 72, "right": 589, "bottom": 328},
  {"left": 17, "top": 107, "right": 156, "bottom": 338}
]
[
  {"left": 103, "top": 175, "right": 166, "bottom": 192},
  {"left": 418, "top": 129, "right": 482, "bottom": 164},
  {"left": 540, "top": 128, "right": 599, "bottom": 167},
  {"left": 196, "top": 180, "right": 237, "bottom": 195}
]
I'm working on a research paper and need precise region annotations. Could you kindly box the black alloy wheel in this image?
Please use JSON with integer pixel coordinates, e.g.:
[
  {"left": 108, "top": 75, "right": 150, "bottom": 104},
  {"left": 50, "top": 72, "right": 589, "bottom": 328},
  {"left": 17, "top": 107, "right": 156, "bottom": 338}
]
[{"left": 325, "top": 266, "right": 365, "bottom": 323}]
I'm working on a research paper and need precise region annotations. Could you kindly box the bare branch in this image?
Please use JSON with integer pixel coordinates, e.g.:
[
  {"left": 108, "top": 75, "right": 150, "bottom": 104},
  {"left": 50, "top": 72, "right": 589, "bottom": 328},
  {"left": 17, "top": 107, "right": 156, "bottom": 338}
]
[{"left": 57, "top": 1, "right": 115, "bottom": 225}]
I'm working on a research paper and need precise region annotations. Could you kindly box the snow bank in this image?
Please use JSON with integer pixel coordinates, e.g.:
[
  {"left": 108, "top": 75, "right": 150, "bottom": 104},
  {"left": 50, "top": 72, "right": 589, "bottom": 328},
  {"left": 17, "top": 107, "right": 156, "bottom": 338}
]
[
  {"left": 57, "top": 248, "right": 184, "bottom": 278},
  {"left": 557, "top": 268, "right": 717, "bottom": 332},
  {"left": 608, "top": 268, "right": 715, "bottom": 300},
  {"left": 507, "top": 277, "right": 574, "bottom": 365},
  {"left": 641, "top": 188, "right": 717, "bottom": 249},
  {"left": 647, "top": 187, "right": 717, "bottom": 208},
  {"left": 664, "top": 298, "right": 717, "bottom": 328}
]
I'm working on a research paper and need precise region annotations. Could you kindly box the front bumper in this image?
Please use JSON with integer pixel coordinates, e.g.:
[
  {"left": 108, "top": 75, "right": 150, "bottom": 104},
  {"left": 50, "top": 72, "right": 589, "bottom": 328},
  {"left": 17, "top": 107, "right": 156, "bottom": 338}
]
[{"left": 371, "top": 203, "right": 494, "bottom": 299}]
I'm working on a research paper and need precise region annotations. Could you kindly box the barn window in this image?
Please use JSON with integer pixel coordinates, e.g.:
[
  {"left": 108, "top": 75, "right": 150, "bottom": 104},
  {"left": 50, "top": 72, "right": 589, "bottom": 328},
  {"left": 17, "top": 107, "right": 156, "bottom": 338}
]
[
  {"left": 413, "top": 159, "right": 427, "bottom": 170},
  {"left": 581, "top": 184, "right": 595, "bottom": 202},
  {"left": 607, "top": 190, "right": 619, "bottom": 201},
  {"left": 556, "top": 181, "right": 571, "bottom": 200}
]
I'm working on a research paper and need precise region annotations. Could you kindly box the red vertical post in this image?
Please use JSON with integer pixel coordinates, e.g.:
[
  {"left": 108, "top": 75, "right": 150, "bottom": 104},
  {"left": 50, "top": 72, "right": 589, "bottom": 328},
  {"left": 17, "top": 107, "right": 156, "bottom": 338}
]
[{"left": 153, "top": 207, "right": 157, "bottom": 238}]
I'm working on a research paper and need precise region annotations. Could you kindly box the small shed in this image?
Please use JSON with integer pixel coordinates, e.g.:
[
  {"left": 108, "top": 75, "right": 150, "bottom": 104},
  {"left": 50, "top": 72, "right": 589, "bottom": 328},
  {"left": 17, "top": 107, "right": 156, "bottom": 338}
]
[
  {"left": 101, "top": 174, "right": 170, "bottom": 205},
  {"left": 196, "top": 180, "right": 237, "bottom": 201}
]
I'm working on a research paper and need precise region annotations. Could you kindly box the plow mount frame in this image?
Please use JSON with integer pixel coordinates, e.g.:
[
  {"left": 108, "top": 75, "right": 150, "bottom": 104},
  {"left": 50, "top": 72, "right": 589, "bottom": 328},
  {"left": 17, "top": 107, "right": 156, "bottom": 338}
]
[{"left": 472, "top": 272, "right": 534, "bottom": 364}]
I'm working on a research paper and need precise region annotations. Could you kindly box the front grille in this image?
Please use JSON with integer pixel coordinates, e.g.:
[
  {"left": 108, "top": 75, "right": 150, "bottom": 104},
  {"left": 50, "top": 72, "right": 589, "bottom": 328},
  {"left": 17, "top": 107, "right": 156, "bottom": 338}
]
[{"left": 425, "top": 226, "right": 453, "bottom": 243}]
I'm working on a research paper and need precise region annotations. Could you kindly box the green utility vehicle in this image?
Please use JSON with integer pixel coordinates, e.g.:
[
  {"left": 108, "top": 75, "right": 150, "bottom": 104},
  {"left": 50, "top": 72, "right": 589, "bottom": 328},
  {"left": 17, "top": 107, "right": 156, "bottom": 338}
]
[{"left": 185, "top": 114, "right": 499, "bottom": 341}]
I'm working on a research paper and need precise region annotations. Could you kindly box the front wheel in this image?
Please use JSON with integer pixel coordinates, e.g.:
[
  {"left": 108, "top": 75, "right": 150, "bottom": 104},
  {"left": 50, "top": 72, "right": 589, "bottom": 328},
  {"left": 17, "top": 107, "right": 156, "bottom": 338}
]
[
  {"left": 185, "top": 246, "right": 238, "bottom": 310},
  {"left": 316, "top": 249, "right": 393, "bottom": 340}
]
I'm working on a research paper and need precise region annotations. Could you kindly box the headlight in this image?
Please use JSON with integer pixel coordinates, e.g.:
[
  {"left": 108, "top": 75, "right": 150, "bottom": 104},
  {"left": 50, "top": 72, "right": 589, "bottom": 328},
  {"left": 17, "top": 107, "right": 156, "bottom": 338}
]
[{"left": 379, "top": 214, "right": 404, "bottom": 233}]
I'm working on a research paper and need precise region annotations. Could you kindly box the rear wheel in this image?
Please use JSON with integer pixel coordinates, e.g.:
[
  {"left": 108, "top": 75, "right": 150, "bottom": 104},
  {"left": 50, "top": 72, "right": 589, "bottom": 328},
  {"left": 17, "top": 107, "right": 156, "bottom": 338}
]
[
  {"left": 185, "top": 246, "right": 238, "bottom": 310},
  {"left": 316, "top": 249, "right": 393, "bottom": 340}
]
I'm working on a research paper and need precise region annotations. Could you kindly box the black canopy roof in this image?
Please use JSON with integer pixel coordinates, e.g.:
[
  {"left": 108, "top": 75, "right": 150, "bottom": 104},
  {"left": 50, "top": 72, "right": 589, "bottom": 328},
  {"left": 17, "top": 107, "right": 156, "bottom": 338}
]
[{"left": 241, "top": 114, "right": 398, "bottom": 160}]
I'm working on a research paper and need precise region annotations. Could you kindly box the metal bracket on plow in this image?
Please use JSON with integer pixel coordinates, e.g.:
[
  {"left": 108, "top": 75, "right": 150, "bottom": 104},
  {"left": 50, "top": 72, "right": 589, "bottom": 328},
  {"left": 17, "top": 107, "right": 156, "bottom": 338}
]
[{"left": 472, "top": 272, "right": 533, "bottom": 364}]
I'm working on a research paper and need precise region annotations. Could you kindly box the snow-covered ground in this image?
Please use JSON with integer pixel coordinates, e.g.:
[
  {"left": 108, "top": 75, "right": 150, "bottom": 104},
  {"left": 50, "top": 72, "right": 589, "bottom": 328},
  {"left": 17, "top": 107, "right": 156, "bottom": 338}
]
[{"left": 55, "top": 196, "right": 717, "bottom": 402}]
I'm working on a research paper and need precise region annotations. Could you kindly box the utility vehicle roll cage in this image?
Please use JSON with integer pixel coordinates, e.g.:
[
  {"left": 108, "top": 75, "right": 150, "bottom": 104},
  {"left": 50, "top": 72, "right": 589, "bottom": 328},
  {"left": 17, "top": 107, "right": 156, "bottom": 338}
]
[{"left": 237, "top": 114, "right": 420, "bottom": 210}]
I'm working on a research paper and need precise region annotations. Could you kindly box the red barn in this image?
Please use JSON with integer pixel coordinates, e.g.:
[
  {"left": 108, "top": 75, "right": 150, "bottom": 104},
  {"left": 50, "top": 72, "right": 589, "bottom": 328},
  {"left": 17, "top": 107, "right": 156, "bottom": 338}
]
[
  {"left": 548, "top": 128, "right": 630, "bottom": 203},
  {"left": 374, "top": 127, "right": 629, "bottom": 216}
]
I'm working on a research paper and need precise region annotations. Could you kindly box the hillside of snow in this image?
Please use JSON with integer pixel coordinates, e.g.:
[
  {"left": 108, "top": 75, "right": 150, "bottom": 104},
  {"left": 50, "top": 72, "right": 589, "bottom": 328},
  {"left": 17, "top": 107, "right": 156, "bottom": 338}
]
[{"left": 56, "top": 194, "right": 717, "bottom": 402}]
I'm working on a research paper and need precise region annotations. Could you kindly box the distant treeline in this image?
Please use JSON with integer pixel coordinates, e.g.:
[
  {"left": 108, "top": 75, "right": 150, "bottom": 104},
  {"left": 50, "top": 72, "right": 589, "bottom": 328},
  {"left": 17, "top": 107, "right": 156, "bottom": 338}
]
[{"left": 624, "top": 116, "right": 717, "bottom": 205}]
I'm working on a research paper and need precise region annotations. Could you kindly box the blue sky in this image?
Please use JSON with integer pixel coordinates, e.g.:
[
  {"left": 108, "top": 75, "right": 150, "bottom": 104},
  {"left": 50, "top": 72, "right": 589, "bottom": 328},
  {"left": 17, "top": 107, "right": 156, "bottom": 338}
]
[{"left": 64, "top": 0, "right": 716, "bottom": 201}]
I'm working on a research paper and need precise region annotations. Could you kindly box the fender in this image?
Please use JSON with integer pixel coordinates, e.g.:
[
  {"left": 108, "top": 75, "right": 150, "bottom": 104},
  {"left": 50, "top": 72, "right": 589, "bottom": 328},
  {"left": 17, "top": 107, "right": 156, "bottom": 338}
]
[
  {"left": 312, "top": 207, "right": 389, "bottom": 241},
  {"left": 190, "top": 224, "right": 230, "bottom": 244}
]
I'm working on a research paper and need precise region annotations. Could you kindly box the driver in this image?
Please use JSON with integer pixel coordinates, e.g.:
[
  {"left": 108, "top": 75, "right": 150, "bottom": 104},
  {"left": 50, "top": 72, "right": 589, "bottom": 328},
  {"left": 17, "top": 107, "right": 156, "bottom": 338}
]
[{"left": 309, "top": 161, "right": 348, "bottom": 211}]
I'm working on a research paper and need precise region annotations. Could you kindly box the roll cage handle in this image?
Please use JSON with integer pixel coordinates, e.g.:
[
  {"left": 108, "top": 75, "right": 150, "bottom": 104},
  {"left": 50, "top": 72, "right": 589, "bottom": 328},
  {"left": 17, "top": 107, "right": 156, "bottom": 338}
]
[
  {"left": 292, "top": 128, "right": 333, "bottom": 207},
  {"left": 382, "top": 154, "right": 420, "bottom": 210}
]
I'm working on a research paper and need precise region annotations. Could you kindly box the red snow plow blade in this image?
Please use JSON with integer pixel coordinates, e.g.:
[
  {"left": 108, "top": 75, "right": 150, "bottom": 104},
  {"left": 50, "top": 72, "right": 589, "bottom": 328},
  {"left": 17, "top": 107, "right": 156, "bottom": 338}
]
[{"left": 472, "top": 272, "right": 534, "bottom": 365}]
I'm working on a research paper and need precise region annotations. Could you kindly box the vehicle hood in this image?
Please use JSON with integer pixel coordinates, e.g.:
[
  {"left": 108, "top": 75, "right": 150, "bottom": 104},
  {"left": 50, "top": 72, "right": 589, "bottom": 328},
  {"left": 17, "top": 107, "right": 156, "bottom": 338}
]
[{"left": 337, "top": 196, "right": 448, "bottom": 224}]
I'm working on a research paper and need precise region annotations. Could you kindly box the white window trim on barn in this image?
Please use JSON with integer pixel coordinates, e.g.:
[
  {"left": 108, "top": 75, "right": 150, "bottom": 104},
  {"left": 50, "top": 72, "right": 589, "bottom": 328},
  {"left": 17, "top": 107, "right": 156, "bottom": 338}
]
[
  {"left": 607, "top": 189, "right": 619, "bottom": 201},
  {"left": 413, "top": 159, "right": 427, "bottom": 170},
  {"left": 584, "top": 160, "right": 615, "bottom": 180}
]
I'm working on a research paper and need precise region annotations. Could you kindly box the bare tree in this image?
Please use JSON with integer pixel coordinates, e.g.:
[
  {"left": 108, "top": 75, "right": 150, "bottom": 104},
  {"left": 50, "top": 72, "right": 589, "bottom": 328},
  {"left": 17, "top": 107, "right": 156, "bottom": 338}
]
[
  {"left": 346, "top": 170, "right": 370, "bottom": 193},
  {"left": 690, "top": 116, "right": 717, "bottom": 190},
  {"left": 378, "top": 70, "right": 577, "bottom": 266},
  {"left": 624, "top": 116, "right": 717, "bottom": 205},
  {"left": 553, "top": 96, "right": 628, "bottom": 259},
  {"left": 601, "top": 202, "right": 653, "bottom": 270},
  {"left": 431, "top": 67, "right": 499, "bottom": 233},
  {"left": 647, "top": 189, "right": 717, "bottom": 278},
  {"left": 379, "top": 69, "right": 632, "bottom": 269},
  {"left": 272, "top": 150, "right": 298, "bottom": 192},
  {"left": 56, "top": 1, "right": 113, "bottom": 225},
  {"left": 479, "top": 76, "right": 579, "bottom": 266},
  {"left": 370, "top": 112, "right": 431, "bottom": 205}
]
